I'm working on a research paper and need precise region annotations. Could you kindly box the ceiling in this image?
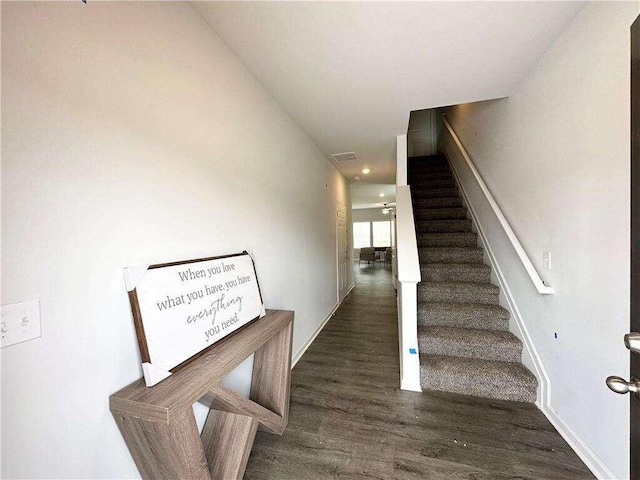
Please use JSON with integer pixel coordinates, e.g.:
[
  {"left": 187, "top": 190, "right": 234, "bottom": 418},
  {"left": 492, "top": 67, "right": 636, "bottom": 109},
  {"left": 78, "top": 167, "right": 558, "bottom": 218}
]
[
  {"left": 351, "top": 183, "right": 396, "bottom": 210},
  {"left": 195, "top": 1, "right": 585, "bottom": 184}
]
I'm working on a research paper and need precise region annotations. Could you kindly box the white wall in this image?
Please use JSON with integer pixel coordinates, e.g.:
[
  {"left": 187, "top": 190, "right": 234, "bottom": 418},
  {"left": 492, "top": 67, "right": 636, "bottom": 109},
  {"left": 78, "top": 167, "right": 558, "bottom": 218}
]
[
  {"left": 0, "top": 3, "right": 351, "bottom": 478},
  {"left": 352, "top": 208, "right": 392, "bottom": 223},
  {"left": 443, "top": 3, "right": 638, "bottom": 478}
]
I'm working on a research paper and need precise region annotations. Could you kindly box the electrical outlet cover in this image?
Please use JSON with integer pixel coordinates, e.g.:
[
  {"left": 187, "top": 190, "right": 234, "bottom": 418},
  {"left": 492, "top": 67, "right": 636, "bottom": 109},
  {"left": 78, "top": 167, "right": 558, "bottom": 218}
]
[{"left": 1, "top": 300, "right": 41, "bottom": 348}]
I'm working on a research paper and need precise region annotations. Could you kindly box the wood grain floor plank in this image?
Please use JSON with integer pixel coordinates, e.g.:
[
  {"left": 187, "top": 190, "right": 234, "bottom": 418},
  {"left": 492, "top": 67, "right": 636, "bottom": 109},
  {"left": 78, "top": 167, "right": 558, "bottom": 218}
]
[{"left": 244, "top": 265, "right": 594, "bottom": 479}]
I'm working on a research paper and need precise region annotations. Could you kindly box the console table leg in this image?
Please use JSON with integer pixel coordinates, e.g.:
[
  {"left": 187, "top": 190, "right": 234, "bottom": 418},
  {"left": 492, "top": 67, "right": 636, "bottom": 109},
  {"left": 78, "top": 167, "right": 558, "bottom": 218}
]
[
  {"left": 250, "top": 320, "right": 293, "bottom": 431},
  {"left": 201, "top": 409, "right": 258, "bottom": 480},
  {"left": 113, "top": 408, "right": 210, "bottom": 480}
]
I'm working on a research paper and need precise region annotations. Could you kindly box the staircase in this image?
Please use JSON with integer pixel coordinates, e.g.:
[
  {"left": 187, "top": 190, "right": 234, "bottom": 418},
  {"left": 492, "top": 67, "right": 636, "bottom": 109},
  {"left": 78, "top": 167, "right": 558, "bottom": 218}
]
[{"left": 409, "top": 155, "right": 537, "bottom": 403}]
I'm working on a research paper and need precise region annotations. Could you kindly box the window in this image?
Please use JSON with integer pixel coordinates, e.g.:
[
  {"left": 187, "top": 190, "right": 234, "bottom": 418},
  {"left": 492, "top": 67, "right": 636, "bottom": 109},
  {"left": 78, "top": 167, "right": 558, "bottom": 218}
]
[
  {"left": 353, "top": 220, "right": 394, "bottom": 248},
  {"left": 353, "top": 222, "right": 371, "bottom": 248},
  {"left": 373, "top": 221, "right": 392, "bottom": 247}
]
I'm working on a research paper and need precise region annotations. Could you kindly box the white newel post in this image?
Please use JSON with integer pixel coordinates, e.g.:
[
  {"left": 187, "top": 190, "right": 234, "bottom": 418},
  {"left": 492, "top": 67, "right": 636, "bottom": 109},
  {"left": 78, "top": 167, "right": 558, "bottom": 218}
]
[
  {"left": 397, "top": 281, "right": 421, "bottom": 391},
  {"left": 396, "top": 134, "right": 422, "bottom": 392}
]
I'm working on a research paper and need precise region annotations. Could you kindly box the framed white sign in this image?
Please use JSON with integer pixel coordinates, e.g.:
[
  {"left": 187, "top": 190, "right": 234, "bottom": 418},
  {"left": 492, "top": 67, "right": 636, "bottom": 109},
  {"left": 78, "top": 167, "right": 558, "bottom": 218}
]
[{"left": 124, "top": 252, "right": 265, "bottom": 387}]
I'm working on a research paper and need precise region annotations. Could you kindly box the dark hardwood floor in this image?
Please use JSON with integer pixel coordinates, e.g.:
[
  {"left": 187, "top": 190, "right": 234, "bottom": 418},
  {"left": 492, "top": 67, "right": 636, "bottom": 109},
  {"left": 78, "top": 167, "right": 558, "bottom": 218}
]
[{"left": 244, "top": 264, "right": 594, "bottom": 479}]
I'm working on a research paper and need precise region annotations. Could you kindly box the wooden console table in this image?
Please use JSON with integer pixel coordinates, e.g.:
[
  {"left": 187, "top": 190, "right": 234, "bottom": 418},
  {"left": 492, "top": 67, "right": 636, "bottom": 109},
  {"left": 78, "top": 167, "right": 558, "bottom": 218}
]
[{"left": 110, "top": 309, "right": 294, "bottom": 480}]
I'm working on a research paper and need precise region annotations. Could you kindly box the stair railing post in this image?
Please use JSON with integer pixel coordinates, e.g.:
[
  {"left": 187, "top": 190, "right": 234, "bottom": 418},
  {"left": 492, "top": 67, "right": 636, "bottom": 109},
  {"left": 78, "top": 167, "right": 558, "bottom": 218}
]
[{"left": 396, "top": 134, "right": 422, "bottom": 392}]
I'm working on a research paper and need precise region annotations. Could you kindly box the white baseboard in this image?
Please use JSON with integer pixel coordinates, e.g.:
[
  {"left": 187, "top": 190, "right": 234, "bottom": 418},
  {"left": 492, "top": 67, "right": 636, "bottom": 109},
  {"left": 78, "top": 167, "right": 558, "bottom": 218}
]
[
  {"left": 291, "top": 282, "right": 355, "bottom": 368},
  {"left": 346, "top": 281, "right": 356, "bottom": 296},
  {"left": 541, "top": 404, "right": 617, "bottom": 480}
]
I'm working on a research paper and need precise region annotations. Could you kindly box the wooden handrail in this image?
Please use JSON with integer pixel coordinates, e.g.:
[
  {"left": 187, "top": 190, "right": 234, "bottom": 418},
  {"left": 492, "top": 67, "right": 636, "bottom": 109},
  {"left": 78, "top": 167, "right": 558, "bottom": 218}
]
[{"left": 442, "top": 116, "right": 554, "bottom": 295}]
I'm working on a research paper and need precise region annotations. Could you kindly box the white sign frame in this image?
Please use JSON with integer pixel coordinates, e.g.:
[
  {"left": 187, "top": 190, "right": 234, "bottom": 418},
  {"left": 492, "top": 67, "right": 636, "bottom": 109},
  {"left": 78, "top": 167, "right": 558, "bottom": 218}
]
[{"left": 124, "top": 252, "right": 265, "bottom": 387}]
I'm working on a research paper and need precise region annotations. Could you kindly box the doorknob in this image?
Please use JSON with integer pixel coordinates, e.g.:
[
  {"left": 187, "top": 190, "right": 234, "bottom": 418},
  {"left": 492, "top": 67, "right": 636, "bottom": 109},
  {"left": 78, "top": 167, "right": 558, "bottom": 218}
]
[
  {"left": 606, "top": 376, "right": 640, "bottom": 398},
  {"left": 624, "top": 332, "right": 640, "bottom": 354}
]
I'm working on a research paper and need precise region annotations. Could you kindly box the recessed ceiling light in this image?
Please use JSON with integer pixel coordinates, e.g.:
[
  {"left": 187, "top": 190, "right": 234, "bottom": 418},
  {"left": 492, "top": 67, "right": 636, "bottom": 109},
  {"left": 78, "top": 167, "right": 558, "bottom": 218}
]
[
  {"left": 379, "top": 193, "right": 385, "bottom": 197},
  {"left": 362, "top": 168, "right": 370, "bottom": 174},
  {"left": 353, "top": 176, "right": 360, "bottom": 182}
]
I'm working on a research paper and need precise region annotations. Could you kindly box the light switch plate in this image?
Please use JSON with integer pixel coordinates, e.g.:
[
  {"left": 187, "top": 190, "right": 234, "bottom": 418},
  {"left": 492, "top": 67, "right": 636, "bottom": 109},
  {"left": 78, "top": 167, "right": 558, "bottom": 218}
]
[
  {"left": 1, "top": 300, "right": 41, "bottom": 348},
  {"left": 543, "top": 251, "right": 551, "bottom": 270}
]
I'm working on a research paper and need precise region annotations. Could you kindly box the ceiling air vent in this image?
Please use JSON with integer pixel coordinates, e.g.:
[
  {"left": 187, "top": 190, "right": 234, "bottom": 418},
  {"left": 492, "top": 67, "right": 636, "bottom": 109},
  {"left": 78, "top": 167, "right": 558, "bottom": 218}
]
[{"left": 331, "top": 151, "right": 358, "bottom": 162}]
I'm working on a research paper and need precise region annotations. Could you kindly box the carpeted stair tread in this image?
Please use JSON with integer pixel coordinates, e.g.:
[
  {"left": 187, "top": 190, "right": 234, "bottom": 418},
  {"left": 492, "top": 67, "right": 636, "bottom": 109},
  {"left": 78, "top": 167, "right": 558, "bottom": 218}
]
[
  {"left": 420, "top": 354, "right": 537, "bottom": 403},
  {"left": 411, "top": 168, "right": 450, "bottom": 175},
  {"left": 412, "top": 187, "right": 459, "bottom": 199},
  {"left": 411, "top": 158, "right": 447, "bottom": 165},
  {"left": 421, "top": 262, "right": 491, "bottom": 283},
  {"left": 418, "top": 247, "right": 484, "bottom": 264},
  {"left": 413, "top": 197, "right": 463, "bottom": 209},
  {"left": 410, "top": 171, "right": 453, "bottom": 181},
  {"left": 418, "top": 302, "right": 510, "bottom": 331},
  {"left": 410, "top": 156, "right": 447, "bottom": 165},
  {"left": 411, "top": 179, "right": 456, "bottom": 190},
  {"left": 414, "top": 207, "right": 467, "bottom": 221},
  {"left": 410, "top": 163, "right": 451, "bottom": 172},
  {"left": 410, "top": 156, "right": 448, "bottom": 166},
  {"left": 411, "top": 155, "right": 538, "bottom": 403},
  {"left": 407, "top": 165, "right": 453, "bottom": 177},
  {"left": 418, "top": 281, "right": 500, "bottom": 305},
  {"left": 418, "top": 326, "right": 522, "bottom": 363},
  {"left": 417, "top": 232, "right": 477, "bottom": 247},
  {"left": 415, "top": 219, "right": 472, "bottom": 233}
]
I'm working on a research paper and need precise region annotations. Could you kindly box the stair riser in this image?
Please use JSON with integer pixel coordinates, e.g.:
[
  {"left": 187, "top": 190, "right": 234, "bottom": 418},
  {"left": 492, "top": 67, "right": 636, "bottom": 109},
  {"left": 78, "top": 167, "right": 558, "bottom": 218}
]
[
  {"left": 418, "top": 287, "right": 499, "bottom": 305},
  {"left": 416, "top": 220, "right": 472, "bottom": 233},
  {"left": 422, "top": 267, "right": 491, "bottom": 283},
  {"left": 410, "top": 164, "right": 450, "bottom": 173},
  {"left": 410, "top": 171, "right": 450, "bottom": 178},
  {"left": 419, "top": 249, "right": 483, "bottom": 263},
  {"left": 411, "top": 179, "right": 456, "bottom": 190},
  {"left": 420, "top": 368, "right": 536, "bottom": 403},
  {"left": 410, "top": 172, "right": 453, "bottom": 181},
  {"left": 413, "top": 198, "right": 463, "bottom": 209},
  {"left": 412, "top": 188, "right": 459, "bottom": 199},
  {"left": 417, "top": 311, "right": 509, "bottom": 331},
  {"left": 417, "top": 233, "right": 477, "bottom": 247},
  {"left": 418, "top": 335, "right": 521, "bottom": 363},
  {"left": 415, "top": 209, "right": 467, "bottom": 221}
]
